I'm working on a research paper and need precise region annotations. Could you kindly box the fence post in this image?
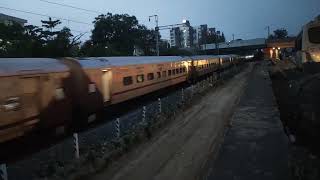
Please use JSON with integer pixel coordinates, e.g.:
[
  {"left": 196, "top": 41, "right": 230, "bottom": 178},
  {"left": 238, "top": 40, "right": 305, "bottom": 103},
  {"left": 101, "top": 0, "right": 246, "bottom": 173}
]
[
  {"left": 73, "top": 133, "right": 80, "bottom": 159},
  {"left": 191, "top": 84, "right": 194, "bottom": 97},
  {"left": 142, "top": 106, "right": 147, "bottom": 126},
  {"left": 0, "top": 164, "right": 7, "bottom": 180},
  {"left": 202, "top": 80, "right": 205, "bottom": 89},
  {"left": 181, "top": 88, "right": 184, "bottom": 102},
  {"left": 158, "top": 98, "right": 162, "bottom": 113},
  {"left": 115, "top": 118, "right": 120, "bottom": 139}
]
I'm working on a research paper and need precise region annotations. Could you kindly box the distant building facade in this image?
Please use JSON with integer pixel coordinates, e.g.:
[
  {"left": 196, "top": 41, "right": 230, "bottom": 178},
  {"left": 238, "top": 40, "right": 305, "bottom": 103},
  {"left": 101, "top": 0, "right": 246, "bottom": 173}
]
[
  {"left": 180, "top": 20, "right": 193, "bottom": 48},
  {"left": 170, "top": 27, "right": 181, "bottom": 47},
  {"left": 193, "top": 24, "right": 208, "bottom": 47},
  {"left": 0, "top": 13, "right": 27, "bottom": 26},
  {"left": 169, "top": 20, "right": 219, "bottom": 49}
]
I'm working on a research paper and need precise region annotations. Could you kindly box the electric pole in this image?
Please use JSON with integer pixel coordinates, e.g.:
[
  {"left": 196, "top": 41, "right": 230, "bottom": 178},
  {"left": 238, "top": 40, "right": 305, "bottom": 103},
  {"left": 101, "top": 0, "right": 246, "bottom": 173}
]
[
  {"left": 266, "top": 26, "right": 270, "bottom": 39},
  {"left": 149, "top": 15, "right": 159, "bottom": 56}
]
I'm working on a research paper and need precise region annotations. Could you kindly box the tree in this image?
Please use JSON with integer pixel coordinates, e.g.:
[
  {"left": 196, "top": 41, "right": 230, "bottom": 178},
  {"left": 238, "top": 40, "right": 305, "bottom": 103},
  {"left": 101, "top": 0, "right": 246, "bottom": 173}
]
[
  {"left": 269, "top": 28, "right": 288, "bottom": 39},
  {"left": 220, "top": 32, "right": 226, "bottom": 42},
  {"left": 41, "top": 17, "right": 62, "bottom": 41},
  {"left": 134, "top": 25, "right": 158, "bottom": 55},
  {"left": 0, "top": 17, "right": 80, "bottom": 58},
  {"left": 90, "top": 13, "right": 140, "bottom": 56},
  {"left": 81, "top": 13, "right": 158, "bottom": 56}
]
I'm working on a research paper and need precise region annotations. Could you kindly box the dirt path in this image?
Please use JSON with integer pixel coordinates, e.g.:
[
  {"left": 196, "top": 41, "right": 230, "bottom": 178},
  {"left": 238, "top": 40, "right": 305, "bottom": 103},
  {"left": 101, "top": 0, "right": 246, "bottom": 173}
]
[{"left": 89, "top": 64, "right": 253, "bottom": 180}]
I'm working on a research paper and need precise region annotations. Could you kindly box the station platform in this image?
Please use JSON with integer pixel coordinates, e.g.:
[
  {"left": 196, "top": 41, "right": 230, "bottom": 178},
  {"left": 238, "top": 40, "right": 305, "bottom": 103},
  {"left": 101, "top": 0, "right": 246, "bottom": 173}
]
[{"left": 204, "top": 61, "right": 289, "bottom": 180}]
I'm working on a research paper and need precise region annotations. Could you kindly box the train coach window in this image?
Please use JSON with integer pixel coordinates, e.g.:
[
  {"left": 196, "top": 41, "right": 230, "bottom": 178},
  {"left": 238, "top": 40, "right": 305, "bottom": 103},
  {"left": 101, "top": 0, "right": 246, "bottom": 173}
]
[
  {"left": 168, "top": 70, "right": 172, "bottom": 76},
  {"left": 309, "top": 26, "right": 320, "bottom": 44},
  {"left": 136, "top": 74, "right": 144, "bottom": 83},
  {"left": 147, "top": 73, "right": 154, "bottom": 80},
  {"left": 162, "top": 71, "right": 167, "bottom": 77},
  {"left": 123, "top": 76, "right": 133, "bottom": 86},
  {"left": 157, "top": 72, "right": 161, "bottom": 79}
]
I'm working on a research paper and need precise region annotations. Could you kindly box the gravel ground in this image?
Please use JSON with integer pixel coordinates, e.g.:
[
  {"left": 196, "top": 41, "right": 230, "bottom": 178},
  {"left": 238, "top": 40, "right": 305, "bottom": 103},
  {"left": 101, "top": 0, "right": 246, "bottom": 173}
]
[
  {"left": 85, "top": 64, "right": 253, "bottom": 180},
  {"left": 203, "top": 61, "right": 289, "bottom": 180}
]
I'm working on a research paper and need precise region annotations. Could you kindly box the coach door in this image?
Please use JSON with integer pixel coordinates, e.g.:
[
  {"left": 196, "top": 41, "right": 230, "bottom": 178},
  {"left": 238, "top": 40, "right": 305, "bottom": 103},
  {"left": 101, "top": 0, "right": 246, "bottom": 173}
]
[{"left": 102, "top": 70, "right": 112, "bottom": 102}]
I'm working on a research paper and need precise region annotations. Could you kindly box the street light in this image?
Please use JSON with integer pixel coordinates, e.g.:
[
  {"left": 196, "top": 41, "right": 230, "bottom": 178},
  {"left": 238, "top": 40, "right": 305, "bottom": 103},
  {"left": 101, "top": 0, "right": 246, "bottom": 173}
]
[{"left": 149, "top": 15, "right": 159, "bottom": 56}]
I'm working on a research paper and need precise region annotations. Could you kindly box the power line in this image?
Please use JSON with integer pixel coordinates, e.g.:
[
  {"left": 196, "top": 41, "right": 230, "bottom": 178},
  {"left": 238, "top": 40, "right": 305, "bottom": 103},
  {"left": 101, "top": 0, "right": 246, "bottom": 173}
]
[
  {"left": 0, "top": 6, "right": 92, "bottom": 25},
  {"left": 39, "top": 0, "right": 103, "bottom": 14}
]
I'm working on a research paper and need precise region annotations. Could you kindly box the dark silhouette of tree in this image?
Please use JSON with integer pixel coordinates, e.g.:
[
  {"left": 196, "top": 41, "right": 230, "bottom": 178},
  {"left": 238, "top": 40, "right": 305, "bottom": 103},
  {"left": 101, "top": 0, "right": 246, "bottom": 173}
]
[
  {"left": 41, "top": 17, "right": 61, "bottom": 31},
  {"left": 220, "top": 32, "right": 226, "bottom": 42},
  {"left": 80, "top": 13, "right": 158, "bottom": 56},
  {"left": 269, "top": 28, "right": 288, "bottom": 39},
  {"left": 0, "top": 18, "right": 80, "bottom": 57},
  {"left": 41, "top": 17, "right": 62, "bottom": 41}
]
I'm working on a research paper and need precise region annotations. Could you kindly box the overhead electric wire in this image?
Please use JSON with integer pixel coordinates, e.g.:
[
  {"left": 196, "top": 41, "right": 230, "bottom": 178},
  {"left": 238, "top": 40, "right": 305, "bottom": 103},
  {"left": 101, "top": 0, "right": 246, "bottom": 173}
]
[
  {"left": 39, "top": 0, "right": 103, "bottom": 14},
  {"left": 0, "top": 6, "right": 92, "bottom": 25}
]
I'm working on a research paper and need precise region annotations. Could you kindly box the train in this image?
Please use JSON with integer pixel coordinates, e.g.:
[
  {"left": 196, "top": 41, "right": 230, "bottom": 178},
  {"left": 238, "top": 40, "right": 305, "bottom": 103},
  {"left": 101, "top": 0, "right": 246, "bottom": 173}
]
[{"left": 0, "top": 55, "right": 244, "bottom": 143}]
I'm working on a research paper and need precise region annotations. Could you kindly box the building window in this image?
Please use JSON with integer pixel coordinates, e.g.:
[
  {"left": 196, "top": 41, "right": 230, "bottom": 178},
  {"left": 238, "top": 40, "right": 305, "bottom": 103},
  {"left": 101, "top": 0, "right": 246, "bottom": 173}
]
[
  {"left": 176, "top": 69, "right": 179, "bottom": 74},
  {"left": 183, "top": 67, "right": 186, "bottom": 72},
  {"left": 162, "top": 71, "right": 167, "bottom": 78},
  {"left": 168, "top": 70, "right": 172, "bottom": 76},
  {"left": 147, "top": 73, "right": 154, "bottom": 80},
  {"left": 136, "top": 74, "right": 144, "bottom": 83},
  {"left": 123, "top": 76, "right": 133, "bottom": 86},
  {"left": 157, "top": 72, "right": 161, "bottom": 79},
  {"left": 179, "top": 68, "right": 183, "bottom": 73},
  {"left": 172, "top": 69, "right": 176, "bottom": 75}
]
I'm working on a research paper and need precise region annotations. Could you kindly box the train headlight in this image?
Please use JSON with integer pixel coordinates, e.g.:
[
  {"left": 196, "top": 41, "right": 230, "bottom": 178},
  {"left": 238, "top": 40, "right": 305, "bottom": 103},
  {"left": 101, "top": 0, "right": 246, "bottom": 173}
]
[
  {"left": 311, "top": 53, "right": 320, "bottom": 62},
  {"left": 3, "top": 97, "right": 20, "bottom": 111}
]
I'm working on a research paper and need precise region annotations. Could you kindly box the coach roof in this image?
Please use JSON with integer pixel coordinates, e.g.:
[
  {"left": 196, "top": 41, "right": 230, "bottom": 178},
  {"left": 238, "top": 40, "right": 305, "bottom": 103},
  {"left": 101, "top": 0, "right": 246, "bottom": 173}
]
[
  {"left": 0, "top": 58, "right": 69, "bottom": 76},
  {"left": 77, "top": 56, "right": 191, "bottom": 69}
]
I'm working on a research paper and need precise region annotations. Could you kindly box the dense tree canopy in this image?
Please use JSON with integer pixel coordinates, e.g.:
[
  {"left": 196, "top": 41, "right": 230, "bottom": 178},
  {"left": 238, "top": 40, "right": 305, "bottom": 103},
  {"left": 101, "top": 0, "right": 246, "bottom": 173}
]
[
  {"left": 269, "top": 28, "right": 288, "bottom": 39},
  {"left": 80, "top": 13, "right": 157, "bottom": 56},
  {"left": 204, "top": 32, "right": 226, "bottom": 45},
  {"left": 0, "top": 18, "right": 81, "bottom": 58}
]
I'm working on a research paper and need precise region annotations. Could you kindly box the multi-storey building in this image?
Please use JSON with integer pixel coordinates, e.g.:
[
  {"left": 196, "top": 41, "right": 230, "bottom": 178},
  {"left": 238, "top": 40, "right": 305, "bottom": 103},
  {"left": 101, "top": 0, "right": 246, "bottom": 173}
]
[
  {"left": 170, "top": 27, "right": 181, "bottom": 47},
  {"left": 0, "top": 13, "right": 27, "bottom": 26},
  {"left": 169, "top": 20, "right": 218, "bottom": 49}
]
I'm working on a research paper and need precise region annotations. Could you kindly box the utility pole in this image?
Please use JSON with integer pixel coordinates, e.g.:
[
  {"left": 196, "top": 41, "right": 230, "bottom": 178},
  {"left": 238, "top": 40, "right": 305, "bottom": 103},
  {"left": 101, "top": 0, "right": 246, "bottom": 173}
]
[
  {"left": 149, "top": 15, "right": 159, "bottom": 56},
  {"left": 215, "top": 32, "right": 220, "bottom": 55},
  {"left": 266, "top": 26, "right": 270, "bottom": 38},
  {"left": 232, "top": 34, "right": 235, "bottom": 41}
]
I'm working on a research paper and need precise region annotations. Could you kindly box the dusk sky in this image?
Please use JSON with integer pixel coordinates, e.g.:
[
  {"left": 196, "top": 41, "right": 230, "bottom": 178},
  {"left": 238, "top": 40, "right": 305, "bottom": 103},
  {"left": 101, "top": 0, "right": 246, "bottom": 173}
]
[{"left": 1, "top": 0, "right": 319, "bottom": 41}]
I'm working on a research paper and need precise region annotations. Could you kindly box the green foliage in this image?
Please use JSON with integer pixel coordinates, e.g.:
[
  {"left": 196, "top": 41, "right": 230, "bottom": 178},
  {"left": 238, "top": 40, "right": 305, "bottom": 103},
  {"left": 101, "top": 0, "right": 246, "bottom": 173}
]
[
  {"left": 0, "top": 18, "right": 81, "bottom": 58},
  {"left": 0, "top": 13, "right": 171, "bottom": 58},
  {"left": 204, "top": 31, "right": 226, "bottom": 44},
  {"left": 80, "top": 13, "right": 157, "bottom": 56},
  {"left": 269, "top": 28, "right": 288, "bottom": 39},
  {"left": 160, "top": 47, "right": 193, "bottom": 56}
]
